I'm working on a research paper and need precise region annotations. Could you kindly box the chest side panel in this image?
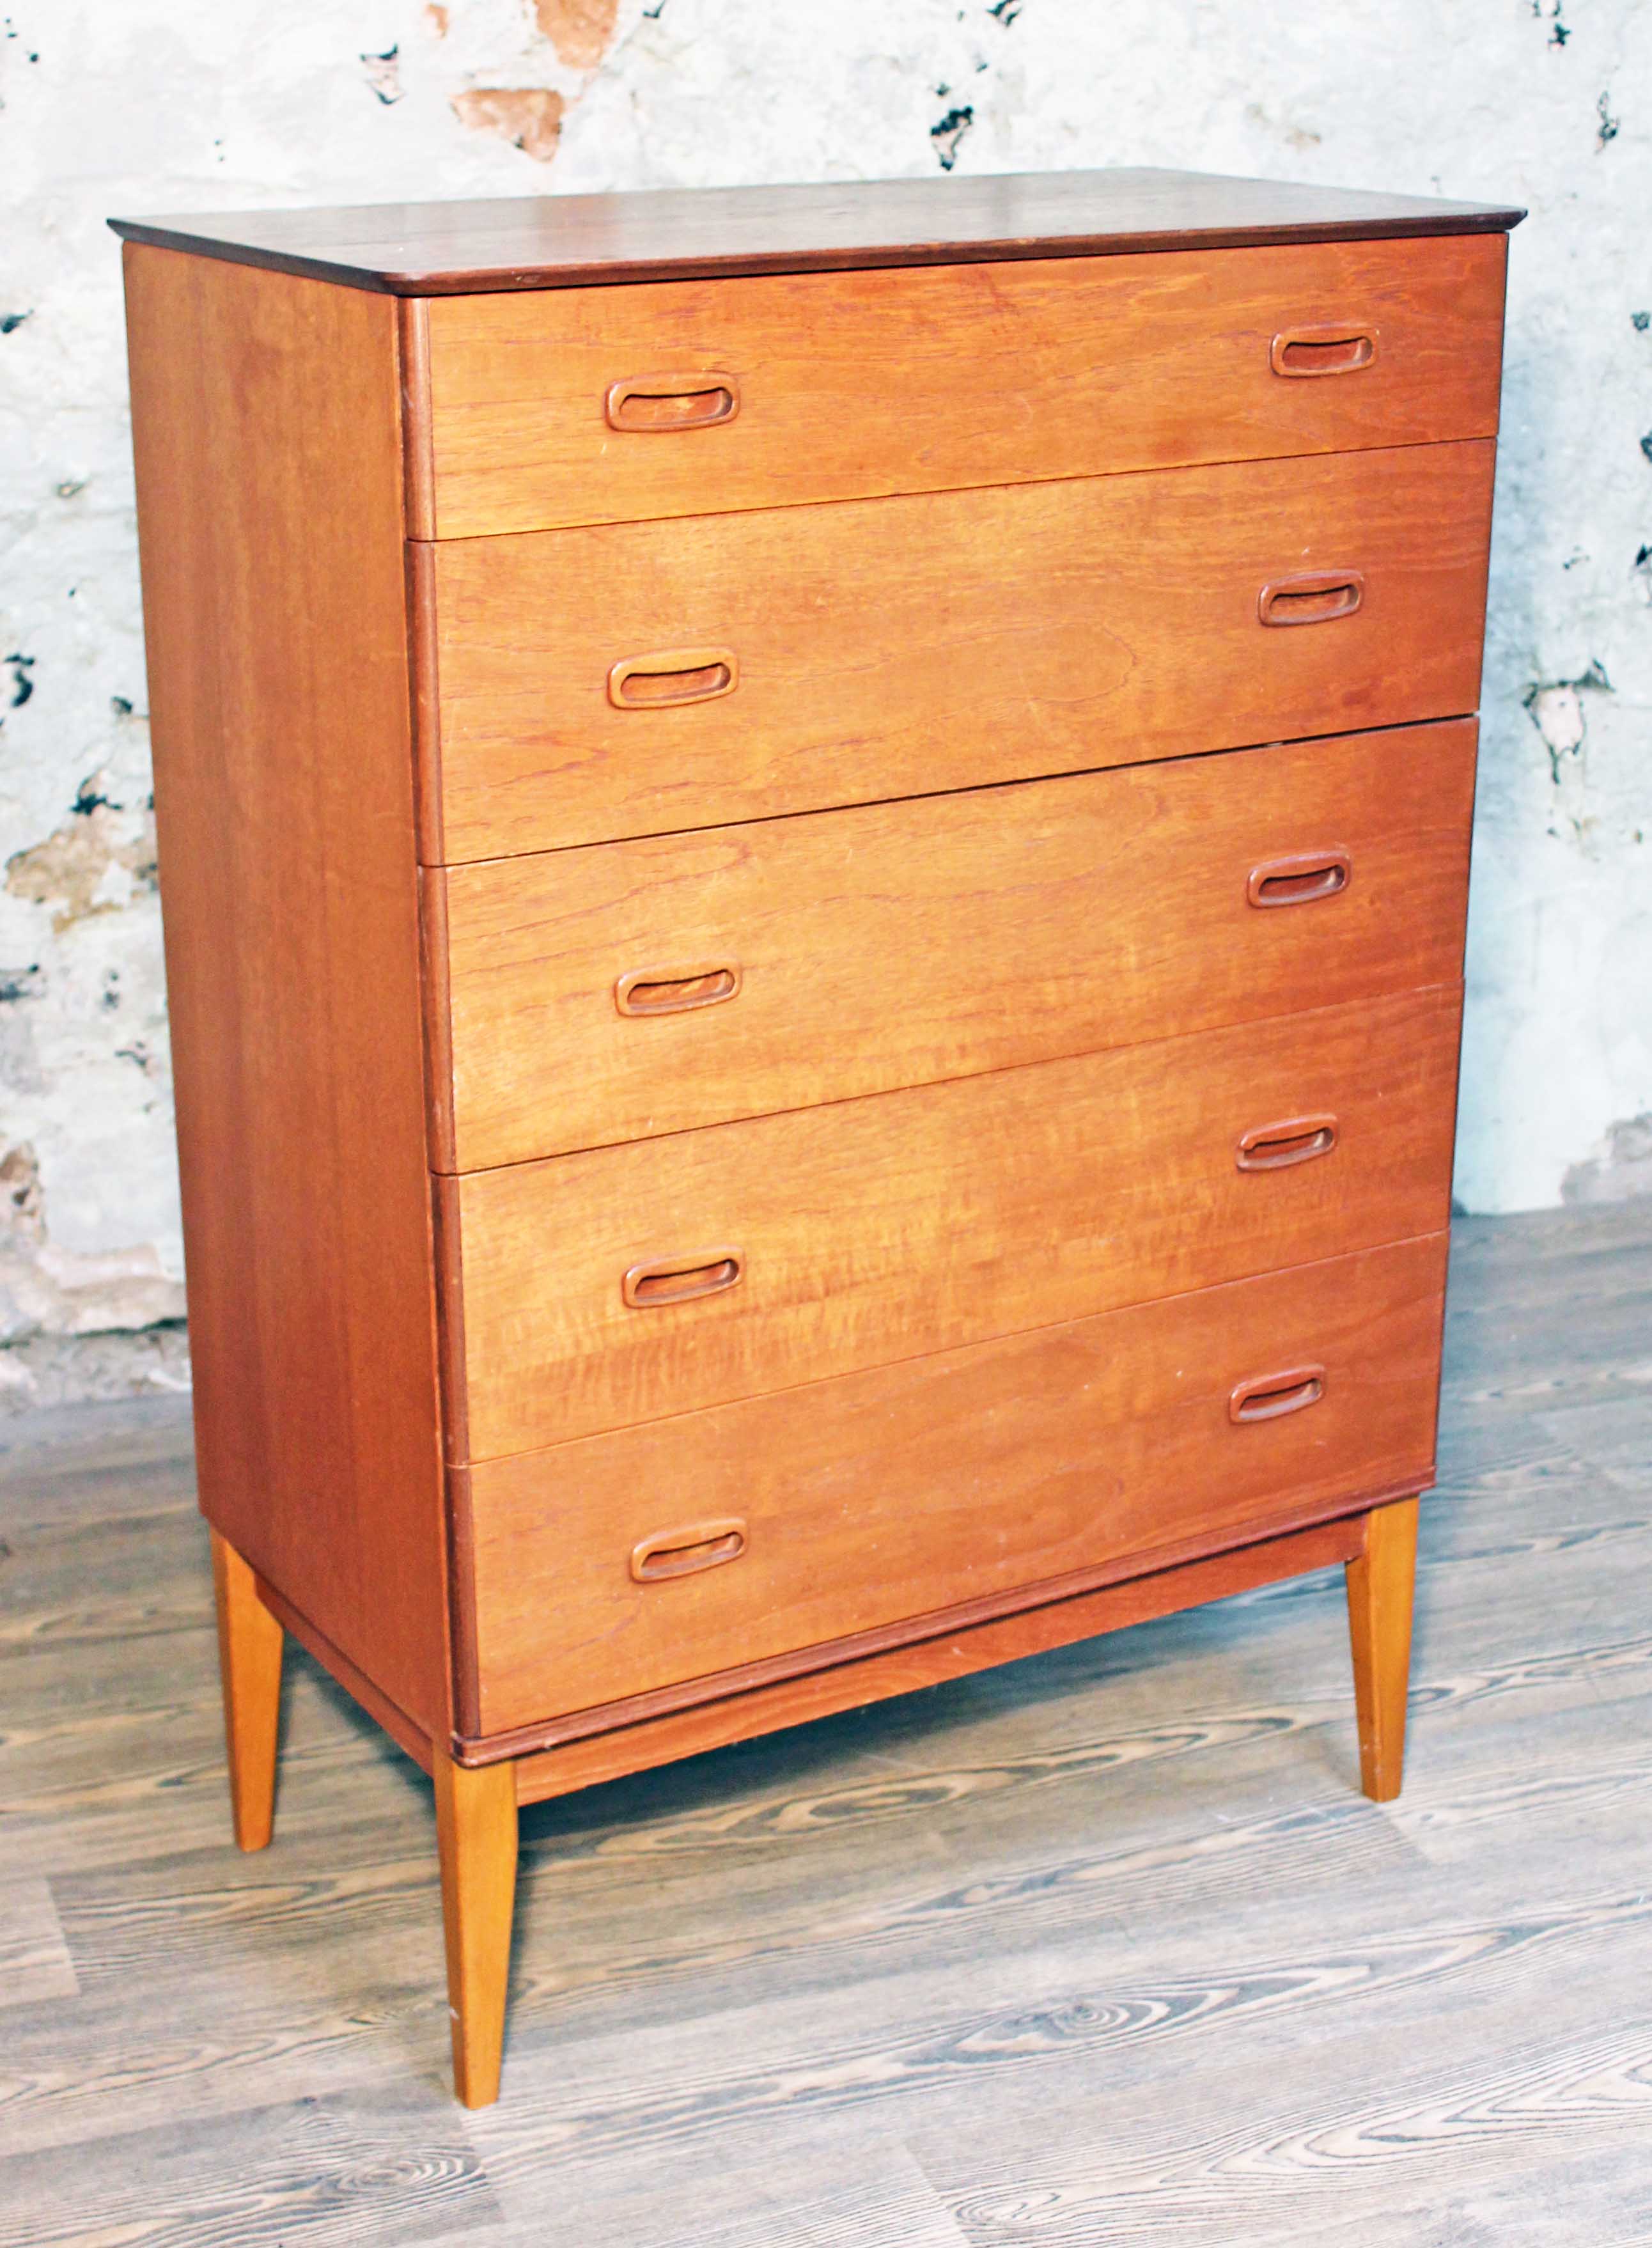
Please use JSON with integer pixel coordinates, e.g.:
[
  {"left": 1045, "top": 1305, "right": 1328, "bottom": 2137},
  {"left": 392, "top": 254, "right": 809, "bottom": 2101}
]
[{"left": 121, "top": 245, "right": 449, "bottom": 1738}]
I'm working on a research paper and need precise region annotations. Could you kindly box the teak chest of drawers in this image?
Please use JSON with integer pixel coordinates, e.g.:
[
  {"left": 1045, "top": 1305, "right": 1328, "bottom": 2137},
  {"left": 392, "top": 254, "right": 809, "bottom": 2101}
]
[{"left": 113, "top": 167, "right": 1521, "bottom": 2107}]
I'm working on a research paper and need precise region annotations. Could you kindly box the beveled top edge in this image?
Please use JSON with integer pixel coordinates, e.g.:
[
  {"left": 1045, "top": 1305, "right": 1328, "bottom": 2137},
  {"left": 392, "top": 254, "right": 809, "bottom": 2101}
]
[{"left": 109, "top": 166, "right": 1525, "bottom": 295}]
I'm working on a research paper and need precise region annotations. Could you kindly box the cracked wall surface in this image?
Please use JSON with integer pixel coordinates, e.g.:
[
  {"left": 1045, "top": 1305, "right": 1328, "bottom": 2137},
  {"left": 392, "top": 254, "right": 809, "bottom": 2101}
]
[{"left": 2, "top": 1, "right": 1649, "bottom": 1397}]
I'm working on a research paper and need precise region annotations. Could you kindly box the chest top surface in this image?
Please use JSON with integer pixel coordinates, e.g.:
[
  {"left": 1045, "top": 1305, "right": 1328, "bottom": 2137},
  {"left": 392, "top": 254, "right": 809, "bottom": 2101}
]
[{"left": 107, "top": 165, "right": 1523, "bottom": 297}]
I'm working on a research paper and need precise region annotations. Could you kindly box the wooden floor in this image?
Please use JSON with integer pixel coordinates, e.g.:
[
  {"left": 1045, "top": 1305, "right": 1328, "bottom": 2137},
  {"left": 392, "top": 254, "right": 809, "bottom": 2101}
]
[{"left": 2, "top": 1203, "right": 1650, "bottom": 2245}]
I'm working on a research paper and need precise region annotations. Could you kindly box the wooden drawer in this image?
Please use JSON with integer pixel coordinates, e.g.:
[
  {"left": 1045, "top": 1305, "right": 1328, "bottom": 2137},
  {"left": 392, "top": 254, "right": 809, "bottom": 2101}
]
[
  {"left": 430, "top": 719, "right": 1476, "bottom": 1171},
  {"left": 414, "top": 234, "right": 1507, "bottom": 538},
  {"left": 456, "top": 1232, "right": 1447, "bottom": 1733},
  {"left": 439, "top": 983, "right": 1461, "bottom": 1461},
  {"left": 419, "top": 440, "right": 1495, "bottom": 862}
]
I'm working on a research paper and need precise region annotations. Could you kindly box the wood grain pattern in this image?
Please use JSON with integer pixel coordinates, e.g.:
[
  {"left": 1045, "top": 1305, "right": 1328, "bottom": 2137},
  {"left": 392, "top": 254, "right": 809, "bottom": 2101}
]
[
  {"left": 508, "top": 1512, "right": 1375, "bottom": 1802},
  {"left": 459, "top": 1233, "right": 1446, "bottom": 1735},
  {"left": 0, "top": 1879, "right": 77, "bottom": 2010},
  {"left": 0, "top": 2086, "right": 495, "bottom": 2245},
  {"left": 209, "top": 1531, "right": 283, "bottom": 1851},
  {"left": 423, "top": 234, "right": 1507, "bottom": 537},
  {"left": 254, "top": 1575, "right": 435, "bottom": 1775},
  {"left": 120, "top": 244, "right": 451, "bottom": 1737},
  {"left": 105, "top": 185, "right": 1515, "bottom": 2131},
  {"left": 444, "top": 983, "right": 1461, "bottom": 1460},
  {"left": 417, "top": 864, "right": 458, "bottom": 1175},
  {"left": 396, "top": 295, "right": 437, "bottom": 541},
  {"left": 407, "top": 539, "right": 446, "bottom": 865},
  {"left": 107, "top": 166, "right": 1522, "bottom": 296},
  {"left": 1348, "top": 1492, "right": 1421, "bottom": 1801},
  {"left": 2, "top": 1199, "right": 1648, "bottom": 2228},
  {"left": 433, "top": 1750, "right": 518, "bottom": 2109},
  {"left": 426, "top": 439, "right": 1496, "bottom": 861},
  {"left": 433, "top": 719, "right": 1477, "bottom": 1171}
]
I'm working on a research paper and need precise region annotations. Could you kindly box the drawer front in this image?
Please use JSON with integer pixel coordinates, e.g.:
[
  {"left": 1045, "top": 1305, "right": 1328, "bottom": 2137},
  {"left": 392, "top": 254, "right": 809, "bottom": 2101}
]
[
  {"left": 458, "top": 1232, "right": 1447, "bottom": 1733},
  {"left": 434, "top": 719, "right": 1476, "bottom": 1171},
  {"left": 442, "top": 983, "right": 1461, "bottom": 1460},
  {"left": 424, "top": 440, "right": 1495, "bottom": 861},
  {"left": 418, "top": 234, "right": 1507, "bottom": 538}
]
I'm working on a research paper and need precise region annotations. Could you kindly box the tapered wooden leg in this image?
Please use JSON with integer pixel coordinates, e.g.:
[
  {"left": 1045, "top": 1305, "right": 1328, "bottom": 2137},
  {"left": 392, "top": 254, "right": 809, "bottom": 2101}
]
[
  {"left": 1345, "top": 1495, "right": 1421, "bottom": 1804},
  {"left": 209, "top": 1528, "right": 284, "bottom": 1851},
  {"left": 434, "top": 1750, "right": 519, "bottom": 2108}
]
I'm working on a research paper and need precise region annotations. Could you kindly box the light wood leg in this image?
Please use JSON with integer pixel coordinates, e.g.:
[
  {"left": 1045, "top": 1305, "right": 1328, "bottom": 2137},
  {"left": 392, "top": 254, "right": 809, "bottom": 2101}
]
[
  {"left": 1345, "top": 1495, "right": 1420, "bottom": 1804},
  {"left": 209, "top": 1528, "right": 284, "bottom": 1851},
  {"left": 434, "top": 1750, "right": 519, "bottom": 2108}
]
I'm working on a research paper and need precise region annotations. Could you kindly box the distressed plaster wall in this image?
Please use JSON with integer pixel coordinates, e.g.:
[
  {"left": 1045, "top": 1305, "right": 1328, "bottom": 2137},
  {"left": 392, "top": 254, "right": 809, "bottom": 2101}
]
[{"left": 1, "top": 0, "right": 1648, "bottom": 1399}]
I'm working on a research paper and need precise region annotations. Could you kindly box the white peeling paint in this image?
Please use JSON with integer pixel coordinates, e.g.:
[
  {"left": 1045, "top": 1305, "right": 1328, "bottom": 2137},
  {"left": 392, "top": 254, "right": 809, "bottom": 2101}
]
[{"left": 1, "top": 0, "right": 1648, "bottom": 1393}]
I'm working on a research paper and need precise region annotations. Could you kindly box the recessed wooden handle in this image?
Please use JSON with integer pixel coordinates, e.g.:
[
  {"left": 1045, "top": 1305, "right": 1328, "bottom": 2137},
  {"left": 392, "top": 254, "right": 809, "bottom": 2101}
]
[
  {"left": 1258, "top": 573, "right": 1365, "bottom": 627},
  {"left": 1236, "top": 1116, "right": 1339, "bottom": 1171},
  {"left": 622, "top": 1248, "right": 744, "bottom": 1309},
  {"left": 605, "top": 371, "right": 741, "bottom": 432},
  {"left": 609, "top": 648, "right": 738, "bottom": 710},
  {"left": 1247, "top": 851, "right": 1352, "bottom": 908},
  {"left": 615, "top": 964, "right": 742, "bottom": 1017},
  {"left": 630, "top": 1518, "right": 748, "bottom": 1582},
  {"left": 1270, "top": 326, "right": 1378, "bottom": 377},
  {"left": 1229, "top": 1366, "right": 1326, "bottom": 1423}
]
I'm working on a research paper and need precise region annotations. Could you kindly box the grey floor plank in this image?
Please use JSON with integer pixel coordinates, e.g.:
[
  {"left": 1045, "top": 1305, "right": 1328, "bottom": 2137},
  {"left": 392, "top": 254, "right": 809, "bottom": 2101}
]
[
  {"left": 0, "top": 2087, "right": 501, "bottom": 2248},
  {"left": 0, "top": 1394, "right": 196, "bottom": 1521},
  {"left": 1, "top": 1206, "right": 1649, "bottom": 2242},
  {"left": 0, "top": 1877, "right": 77, "bottom": 2008},
  {"left": 920, "top": 2015, "right": 1652, "bottom": 2247},
  {"left": 427, "top": 2125, "right": 971, "bottom": 2248},
  {"left": 1535, "top": 1391, "right": 1652, "bottom": 1487}
]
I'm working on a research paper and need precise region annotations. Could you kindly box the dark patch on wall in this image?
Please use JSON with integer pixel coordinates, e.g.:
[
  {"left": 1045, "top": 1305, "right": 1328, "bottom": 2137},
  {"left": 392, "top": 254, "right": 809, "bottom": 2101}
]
[
  {"left": 1, "top": 312, "right": 31, "bottom": 336},
  {"left": 452, "top": 86, "right": 566, "bottom": 162},
  {"left": 1640, "top": 433, "right": 1652, "bottom": 465},
  {"left": 6, "top": 654, "right": 34, "bottom": 708},
  {"left": 1523, "top": 659, "right": 1610, "bottom": 784},
  {"left": 6, "top": 776, "right": 159, "bottom": 930},
  {"left": 1633, "top": 312, "right": 1651, "bottom": 332},
  {"left": 987, "top": 0, "right": 1024, "bottom": 22},
  {"left": 1596, "top": 91, "right": 1619, "bottom": 148},
  {"left": 361, "top": 45, "right": 404, "bottom": 104},
  {"left": 931, "top": 104, "right": 974, "bottom": 171},
  {"left": 0, "top": 967, "right": 42, "bottom": 1006},
  {"left": 534, "top": 0, "right": 620, "bottom": 68},
  {"left": 111, "top": 696, "right": 134, "bottom": 718},
  {"left": 1532, "top": 0, "right": 1570, "bottom": 47},
  {"left": 1, "top": 1144, "right": 44, "bottom": 1242},
  {"left": 1563, "top": 1113, "right": 1652, "bottom": 1205}
]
